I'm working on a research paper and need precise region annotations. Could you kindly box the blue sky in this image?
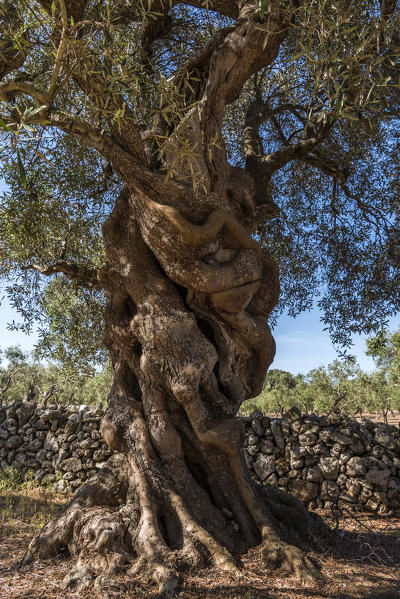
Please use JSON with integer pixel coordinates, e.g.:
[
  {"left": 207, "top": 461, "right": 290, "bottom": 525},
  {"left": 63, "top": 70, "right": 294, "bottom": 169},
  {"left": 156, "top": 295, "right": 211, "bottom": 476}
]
[
  {"left": 0, "top": 292, "right": 398, "bottom": 374},
  {"left": 272, "top": 309, "right": 398, "bottom": 373}
]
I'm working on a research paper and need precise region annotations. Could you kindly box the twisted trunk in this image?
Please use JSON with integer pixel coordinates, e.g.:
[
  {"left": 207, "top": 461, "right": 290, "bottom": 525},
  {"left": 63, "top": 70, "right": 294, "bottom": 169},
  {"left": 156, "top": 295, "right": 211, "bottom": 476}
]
[{"left": 23, "top": 179, "right": 329, "bottom": 595}]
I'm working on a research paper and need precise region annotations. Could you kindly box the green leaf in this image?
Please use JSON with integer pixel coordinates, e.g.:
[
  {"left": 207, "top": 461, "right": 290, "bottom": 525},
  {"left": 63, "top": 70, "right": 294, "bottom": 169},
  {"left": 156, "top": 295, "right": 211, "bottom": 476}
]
[
  {"left": 16, "top": 150, "right": 27, "bottom": 189},
  {"left": 24, "top": 105, "right": 47, "bottom": 119},
  {"left": 258, "top": 0, "right": 266, "bottom": 19},
  {"left": 0, "top": 117, "right": 11, "bottom": 132}
]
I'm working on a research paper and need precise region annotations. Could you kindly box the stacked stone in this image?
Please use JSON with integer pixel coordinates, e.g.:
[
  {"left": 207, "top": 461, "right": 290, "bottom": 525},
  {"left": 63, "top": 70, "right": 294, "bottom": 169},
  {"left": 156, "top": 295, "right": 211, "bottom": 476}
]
[
  {"left": 1, "top": 401, "right": 400, "bottom": 511},
  {"left": 243, "top": 407, "right": 400, "bottom": 512},
  {"left": 0, "top": 401, "right": 112, "bottom": 492}
]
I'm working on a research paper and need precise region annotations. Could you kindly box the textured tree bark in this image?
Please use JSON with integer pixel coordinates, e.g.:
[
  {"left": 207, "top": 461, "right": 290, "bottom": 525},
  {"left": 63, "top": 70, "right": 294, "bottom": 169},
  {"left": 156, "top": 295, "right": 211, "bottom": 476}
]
[{"left": 23, "top": 177, "right": 331, "bottom": 596}]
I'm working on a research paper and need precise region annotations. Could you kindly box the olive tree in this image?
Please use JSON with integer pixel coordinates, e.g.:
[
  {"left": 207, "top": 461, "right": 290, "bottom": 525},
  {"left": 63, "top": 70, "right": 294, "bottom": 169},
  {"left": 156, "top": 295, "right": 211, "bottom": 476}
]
[
  {"left": 367, "top": 327, "right": 400, "bottom": 417},
  {"left": 1, "top": 0, "right": 399, "bottom": 594}
]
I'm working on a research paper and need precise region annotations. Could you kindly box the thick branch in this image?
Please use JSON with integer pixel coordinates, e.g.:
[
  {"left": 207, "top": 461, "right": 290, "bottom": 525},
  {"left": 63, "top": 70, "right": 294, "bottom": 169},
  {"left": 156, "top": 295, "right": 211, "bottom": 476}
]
[
  {"left": 197, "top": 2, "right": 289, "bottom": 186},
  {"left": 254, "top": 123, "right": 332, "bottom": 177},
  {"left": 37, "top": 112, "right": 193, "bottom": 204},
  {"left": 300, "top": 153, "right": 349, "bottom": 183},
  {"left": 244, "top": 99, "right": 308, "bottom": 158},
  {"left": 0, "top": 81, "right": 49, "bottom": 105},
  {"left": 244, "top": 92, "right": 332, "bottom": 207},
  {"left": 144, "top": 199, "right": 260, "bottom": 250},
  {"left": 22, "top": 261, "right": 101, "bottom": 288}
]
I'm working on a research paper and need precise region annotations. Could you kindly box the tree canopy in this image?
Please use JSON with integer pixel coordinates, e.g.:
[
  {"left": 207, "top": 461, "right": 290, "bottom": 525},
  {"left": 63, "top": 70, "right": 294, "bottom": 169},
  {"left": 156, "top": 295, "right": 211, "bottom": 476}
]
[{"left": 0, "top": 0, "right": 399, "bottom": 371}]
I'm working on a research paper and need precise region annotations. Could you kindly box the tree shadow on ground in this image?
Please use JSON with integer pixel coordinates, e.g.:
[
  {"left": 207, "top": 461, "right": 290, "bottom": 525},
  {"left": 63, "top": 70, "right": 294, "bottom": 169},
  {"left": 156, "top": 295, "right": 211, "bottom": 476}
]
[
  {"left": 0, "top": 492, "right": 64, "bottom": 523},
  {"left": 1, "top": 495, "right": 399, "bottom": 599},
  {"left": 0, "top": 491, "right": 65, "bottom": 570},
  {"left": 177, "top": 584, "right": 399, "bottom": 599},
  {"left": 175, "top": 513, "right": 400, "bottom": 599},
  {"left": 330, "top": 511, "right": 400, "bottom": 567}
]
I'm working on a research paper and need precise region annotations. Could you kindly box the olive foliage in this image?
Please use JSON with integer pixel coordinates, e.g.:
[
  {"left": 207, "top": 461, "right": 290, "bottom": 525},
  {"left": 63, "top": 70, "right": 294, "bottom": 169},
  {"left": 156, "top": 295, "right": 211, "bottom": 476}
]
[{"left": 0, "top": 0, "right": 399, "bottom": 371}]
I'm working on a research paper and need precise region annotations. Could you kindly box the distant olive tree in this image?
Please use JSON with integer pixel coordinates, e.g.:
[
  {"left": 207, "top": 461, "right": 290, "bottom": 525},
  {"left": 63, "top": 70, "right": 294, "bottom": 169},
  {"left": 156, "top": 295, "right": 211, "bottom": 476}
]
[{"left": 0, "top": 345, "right": 111, "bottom": 406}]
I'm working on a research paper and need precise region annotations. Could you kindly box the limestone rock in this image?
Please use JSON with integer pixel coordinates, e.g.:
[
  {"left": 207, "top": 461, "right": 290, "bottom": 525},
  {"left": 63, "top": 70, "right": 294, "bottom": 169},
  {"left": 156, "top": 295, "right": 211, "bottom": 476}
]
[
  {"left": 270, "top": 420, "right": 285, "bottom": 452},
  {"left": 54, "top": 479, "right": 70, "bottom": 493},
  {"left": 93, "top": 449, "right": 110, "bottom": 462},
  {"left": 346, "top": 456, "right": 366, "bottom": 477},
  {"left": 283, "top": 407, "right": 302, "bottom": 423},
  {"left": 306, "top": 465, "right": 323, "bottom": 483},
  {"left": 44, "top": 432, "right": 58, "bottom": 452},
  {"left": 247, "top": 444, "right": 259, "bottom": 456},
  {"left": 375, "top": 431, "right": 396, "bottom": 450},
  {"left": 247, "top": 434, "right": 259, "bottom": 446},
  {"left": 298, "top": 431, "right": 318, "bottom": 447},
  {"left": 6, "top": 435, "right": 22, "bottom": 449},
  {"left": 59, "top": 457, "right": 82, "bottom": 473},
  {"left": 251, "top": 418, "right": 264, "bottom": 437},
  {"left": 259, "top": 439, "right": 274, "bottom": 454},
  {"left": 288, "top": 479, "right": 318, "bottom": 504},
  {"left": 290, "top": 457, "right": 304, "bottom": 469},
  {"left": 329, "top": 431, "right": 352, "bottom": 445},
  {"left": 365, "top": 465, "right": 390, "bottom": 490},
  {"left": 253, "top": 455, "right": 276, "bottom": 481},
  {"left": 319, "top": 457, "right": 340, "bottom": 480},
  {"left": 275, "top": 458, "right": 289, "bottom": 477},
  {"left": 320, "top": 480, "right": 340, "bottom": 500}
]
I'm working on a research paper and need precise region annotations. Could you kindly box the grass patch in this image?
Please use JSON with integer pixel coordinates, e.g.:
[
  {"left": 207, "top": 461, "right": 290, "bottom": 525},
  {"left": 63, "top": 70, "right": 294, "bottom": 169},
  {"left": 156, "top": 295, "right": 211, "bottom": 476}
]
[{"left": 0, "top": 467, "right": 66, "bottom": 532}]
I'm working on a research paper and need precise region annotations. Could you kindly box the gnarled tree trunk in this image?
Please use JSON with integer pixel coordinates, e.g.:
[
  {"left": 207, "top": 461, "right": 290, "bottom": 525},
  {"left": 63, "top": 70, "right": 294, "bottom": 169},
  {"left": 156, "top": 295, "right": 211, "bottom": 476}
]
[
  {"left": 23, "top": 176, "right": 329, "bottom": 596},
  {"left": 19, "top": 4, "right": 333, "bottom": 594}
]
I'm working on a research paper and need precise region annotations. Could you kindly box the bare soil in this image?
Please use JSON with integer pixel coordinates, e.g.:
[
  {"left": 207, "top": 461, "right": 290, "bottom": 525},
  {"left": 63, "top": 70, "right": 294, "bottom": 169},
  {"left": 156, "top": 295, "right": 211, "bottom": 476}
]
[{"left": 0, "top": 483, "right": 399, "bottom": 599}]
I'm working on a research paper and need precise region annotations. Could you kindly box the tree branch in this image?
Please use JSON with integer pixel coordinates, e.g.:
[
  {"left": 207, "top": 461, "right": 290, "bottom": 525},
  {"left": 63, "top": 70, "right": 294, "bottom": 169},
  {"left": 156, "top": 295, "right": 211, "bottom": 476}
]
[
  {"left": 22, "top": 261, "right": 101, "bottom": 288},
  {"left": 257, "top": 123, "right": 332, "bottom": 176},
  {"left": 298, "top": 153, "right": 392, "bottom": 235},
  {"left": 243, "top": 87, "right": 332, "bottom": 206},
  {"left": 0, "top": 81, "right": 49, "bottom": 105},
  {"left": 140, "top": 0, "right": 239, "bottom": 50},
  {"left": 197, "top": 2, "right": 289, "bottom": 186},
  {"left": 48, "top": 113, "right": 195, "bottom": 204},
  {"left": 37, "top": 0, "right": 86, "bottom": 22},
  {"left": 300, "top": 153, "right": 349, "bottom": 183}
]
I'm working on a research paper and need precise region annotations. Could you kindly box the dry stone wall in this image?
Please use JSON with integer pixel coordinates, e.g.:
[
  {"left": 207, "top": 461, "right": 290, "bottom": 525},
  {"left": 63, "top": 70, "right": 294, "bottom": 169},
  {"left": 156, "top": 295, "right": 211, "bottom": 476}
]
[
  {"left": 1, "top": 402, "right": 399, "bottom": 512},
  {"left": 0, "top": 401, "right": 112, "bottom": 493},
  {"left": 244, "top": 407, "right": 400, "bottom": 513}
]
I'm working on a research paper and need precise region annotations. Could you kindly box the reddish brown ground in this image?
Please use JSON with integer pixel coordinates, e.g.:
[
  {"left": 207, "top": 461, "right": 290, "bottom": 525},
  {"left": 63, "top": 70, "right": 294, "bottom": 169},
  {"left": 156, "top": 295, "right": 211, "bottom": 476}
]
[{"left": 0, "top": 482, "right": 399, "bottom": 599}]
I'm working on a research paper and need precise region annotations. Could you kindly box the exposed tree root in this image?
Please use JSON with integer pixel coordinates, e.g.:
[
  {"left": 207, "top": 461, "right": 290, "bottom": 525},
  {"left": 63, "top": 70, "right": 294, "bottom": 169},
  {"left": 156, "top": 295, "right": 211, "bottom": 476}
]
[{"left": 21, "top": 451, "right": 332, "bottom": 597}]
